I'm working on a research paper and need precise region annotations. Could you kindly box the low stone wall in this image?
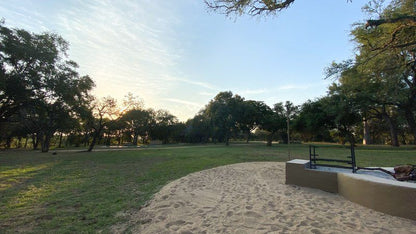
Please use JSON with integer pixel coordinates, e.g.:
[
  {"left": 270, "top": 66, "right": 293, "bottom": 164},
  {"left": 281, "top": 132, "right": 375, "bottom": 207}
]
[
  {"left": 285, "top": 159, "right": 416, "bottom": 221},
  {"left": 285, "top": 159, "right": 338, "bottom": 193}
]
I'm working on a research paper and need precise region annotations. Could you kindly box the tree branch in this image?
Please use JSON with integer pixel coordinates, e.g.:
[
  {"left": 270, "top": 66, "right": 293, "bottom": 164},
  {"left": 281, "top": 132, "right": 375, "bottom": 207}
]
[
  {"left": 366, "top": 16, "right": 416, "bottom": 28},
  {"left": 205, "top": 0, "right": 295, "bottom": 16}
]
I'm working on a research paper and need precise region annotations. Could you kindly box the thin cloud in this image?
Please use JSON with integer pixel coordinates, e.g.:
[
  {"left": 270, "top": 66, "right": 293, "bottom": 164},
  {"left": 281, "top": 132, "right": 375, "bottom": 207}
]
[
  {"left": 163, "top": 98, "right": 203, "bottom": 108},
  {"left": 276, "top": 81, "right": 329, "bottom": 91},
  {"left": 49, "top": 0, "right": 187, "bottom": 103},
  {"left": 199, "top": 91, "right": 216, "bottom": 97},
  {"left": 165, "top": 76, "right": 218, "bottom": 90},
  {"left": 239, "top": 89, "right": 268, "bottom": 95}
]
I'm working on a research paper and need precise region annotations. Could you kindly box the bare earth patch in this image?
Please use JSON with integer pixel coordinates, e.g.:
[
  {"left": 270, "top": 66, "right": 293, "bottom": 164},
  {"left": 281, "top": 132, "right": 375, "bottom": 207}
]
[{"left": 111, "top": 162, "right": 416, "bottom": 233}]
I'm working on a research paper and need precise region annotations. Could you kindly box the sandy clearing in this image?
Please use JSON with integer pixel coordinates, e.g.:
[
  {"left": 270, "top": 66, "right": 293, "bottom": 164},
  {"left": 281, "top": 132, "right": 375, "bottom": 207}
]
[{"left": 112, "top": 162, "right": 416, "bottom": 233}]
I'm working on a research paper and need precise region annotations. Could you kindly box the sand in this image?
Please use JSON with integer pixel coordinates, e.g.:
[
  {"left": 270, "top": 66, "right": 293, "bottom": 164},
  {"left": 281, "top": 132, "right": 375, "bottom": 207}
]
[{"left": 113, "top": 162, "right": 416, "bottom": 233}]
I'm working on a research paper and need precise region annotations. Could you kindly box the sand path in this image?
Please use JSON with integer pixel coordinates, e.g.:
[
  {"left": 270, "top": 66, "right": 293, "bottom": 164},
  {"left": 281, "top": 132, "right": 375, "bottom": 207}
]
[{"left": 114, "top": 162, "right": 416, "bottom": 233}]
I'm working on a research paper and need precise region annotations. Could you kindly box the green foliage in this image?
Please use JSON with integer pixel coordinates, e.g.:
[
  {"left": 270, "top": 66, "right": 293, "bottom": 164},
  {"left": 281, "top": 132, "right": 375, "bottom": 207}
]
[
  {"left": 204, "top": 91, "right": 245, "bottom": 145},
  {"left": 121, "top": 108, "right": 155, "bottom": 145},
  {"left": 259, "top": 102, "right": 286, "bottom": 146},
  {"left": 0, "top": 22, "right": 94, "bottom": 152},
  {"left": 323, "top": 0, "right": 416, "bottom": 146},
  {"left": 151, "top": 110, "right": 182, "bottom": 144}
]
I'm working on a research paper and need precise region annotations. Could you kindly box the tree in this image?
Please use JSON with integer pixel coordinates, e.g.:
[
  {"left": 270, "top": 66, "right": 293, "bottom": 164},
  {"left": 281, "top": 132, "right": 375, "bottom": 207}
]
[
  {"left": 363, "top": 0, "right": 416, "bottom": 47},
  {"left": 324, "top": 0, "right": 416, "bottom": 146},
  {"left": 204, "top": 91, "right": 245, "bottom": 145},
  {"left": 259, "top": 102, "right": 286, "bottom": 146},
  {"left": 152, "top": 110, "right": 179, "bottom": 144},
  {"left": 235, "top": 100, "right": 269, "bottom": 143},
  {"left": 321, "top": 92, "right": 362, "bottom": 145},
  {"left": 86, "top": 97, "right": 118, "bottom": 152},
  {"left": 185, "top": 113, "right": 211, "bottom": 143},
  {"left": 0, "top": 22, "right": 94, "bottom": 152},
  {"left": 205, "top": 0, "right": 413, "bottom": 30},
  {"left": 106, "top": 118, "right": 126, "bottom": 146},
  {"left": 284, "top": 101, "right": 297, "bottom": 144},
  {"left": 121, "top": 108, "right": 155, "bottom": 145},
  {"left": 353, "top": 1, "right": 416, "bottom": 145},
  {"left": 122, "top": 92, "right": 143, "bottom": 111},
  {"left": 293, "top": 100, "right": 330, "bottom": 142}
]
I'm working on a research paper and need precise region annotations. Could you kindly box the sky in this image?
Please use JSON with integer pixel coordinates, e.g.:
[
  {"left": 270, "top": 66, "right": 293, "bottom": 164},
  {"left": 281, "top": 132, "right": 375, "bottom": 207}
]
[{"left": 0, "top": 0, "right": 369, "bottom": 121}]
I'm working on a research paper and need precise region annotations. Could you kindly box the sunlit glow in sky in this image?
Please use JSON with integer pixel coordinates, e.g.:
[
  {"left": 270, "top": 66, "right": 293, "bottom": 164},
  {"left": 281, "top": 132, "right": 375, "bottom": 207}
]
[{"left": 0, "top": 0, "right": 367, "bottom": 120}]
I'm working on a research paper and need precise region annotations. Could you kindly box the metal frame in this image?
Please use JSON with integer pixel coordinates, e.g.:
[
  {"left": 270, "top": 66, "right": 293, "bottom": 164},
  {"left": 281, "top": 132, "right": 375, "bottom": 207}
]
[{"left": 309, "top": 145, "right": 357, "bottom": 173}]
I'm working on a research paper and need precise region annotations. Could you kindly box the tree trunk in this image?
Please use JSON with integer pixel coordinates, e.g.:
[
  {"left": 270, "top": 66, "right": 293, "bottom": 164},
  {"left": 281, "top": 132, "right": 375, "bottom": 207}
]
[
  {"left": 88, "top": 128, "right": 101, "bottom": 152},
  {"left": 403, "top": 108, "right": 416, "bottom": 145},
  {"left": 41, "top": 133, "right": 52, "bottom": 152},
  {"left": 382, "top": 112, "right": 399, "bottom": 147},
  {"left": 246, "top": 131, "right": 250, "bottom": 143},
  {"left": 119, "top": 131, "right": 123, "bottom": 145},
  {"left": 16, "top": 137, "right": 22, "bottom": 148},
  {"left": 266, "top": 132, "right": 274, "bottom": 147},
  {"left": 5, "top": 137, "right": 11, "bottom": 149},
  {"left": 133, "top": 133, "right": 139, "bottom": 146},
  {"left": 24, "top": 137, "right": 28, "bottom": 149},
  {"left": 32, "top": 133, "right": 39, "bottom": 150},
  {"left": 83, "top": 133, "right": 89, "bottom": 147},
  {"left": 106, "top": 135, "right": 111, "bottom": 146},
  {"left": 287, "top": 118, "right": 290, "bottom": 145},
  {"left": 225, "top": 131, "right": 230, "bottom": 146},
  {"left": 362, "top": 119, "right": 371, "bottom": 145},
  {"left": 58, "top": 132, "right": 63, "bottom": 148}
]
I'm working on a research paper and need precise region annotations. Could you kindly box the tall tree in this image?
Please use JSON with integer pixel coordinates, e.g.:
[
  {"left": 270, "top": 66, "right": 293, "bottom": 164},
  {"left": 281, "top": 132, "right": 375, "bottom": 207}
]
[
  {"left": 152, "top": 109, "right": 179, "bottom": 144},
  {"left": 121, "top": 108, "right": 155, "bottom": 145},
  {"left": 260, "top": 102, "right": 286, "bottom": 146},
  {"left": 284, "top": 101, "right": 297, "bottom": 144},
  {"left": 204, "top": 91, "right": 244, "bottom": 145},
  {"left": 185, "top": 113, "right": 211, "bottom": 143},
  {"left": 0, "top": 23, "right": 94, "bottom": 152},
  {"left": 325, "top": 0, "right": 416, "bottom": 145},
  {"left": 236, "top": 100, "right": 269, "bottom": 143},
  {"left": 293, "top": 100, "right": 331, "bottom": 142},
  {"left": 86, "top": 97, "right": 118, "bottom": 152}
]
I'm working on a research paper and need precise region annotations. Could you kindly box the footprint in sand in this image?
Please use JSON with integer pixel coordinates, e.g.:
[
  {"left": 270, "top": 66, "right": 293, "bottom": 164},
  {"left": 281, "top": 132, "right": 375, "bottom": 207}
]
[
  {"left": 165, "top": 220, "right": 186, "bottom": 229},
  {"left": 245, "top": 211, "right": 262, "bottom": 218},
  {"left": 124, "top": 162, "right": 416, "bottom": 234}
]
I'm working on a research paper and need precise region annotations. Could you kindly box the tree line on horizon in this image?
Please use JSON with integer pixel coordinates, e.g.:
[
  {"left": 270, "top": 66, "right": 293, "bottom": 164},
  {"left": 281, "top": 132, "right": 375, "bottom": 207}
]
[{"left": 1, "top": 0, "right": 415, "bottom": 151}]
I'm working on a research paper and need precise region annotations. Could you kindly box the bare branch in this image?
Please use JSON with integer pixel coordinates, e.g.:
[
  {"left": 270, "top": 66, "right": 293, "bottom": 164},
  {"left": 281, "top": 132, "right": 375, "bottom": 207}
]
[{"left": 205, "top": 0, "right": 295, "bottom": 16}]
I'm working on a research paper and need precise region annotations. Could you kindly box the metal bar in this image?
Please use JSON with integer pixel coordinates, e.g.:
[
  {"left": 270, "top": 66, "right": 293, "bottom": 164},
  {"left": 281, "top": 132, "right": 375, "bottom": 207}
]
[
  {"left": 309, "top": 145, "right": 312, "bottom": 168},
  {"left": 314, "top": 163, "right": 354, "bottom": 170},
  {"left": 351, "top": 145, "right": 356, "bottom": 173},
  {"left": 314, "top": 158, "right": 351, "bottom": 163}
]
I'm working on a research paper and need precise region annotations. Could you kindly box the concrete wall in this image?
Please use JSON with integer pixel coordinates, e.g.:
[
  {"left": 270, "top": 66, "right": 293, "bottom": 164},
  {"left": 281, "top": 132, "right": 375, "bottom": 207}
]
[
  {"left": 285, "top": 159, "right": 338, "bottom": 193},
  {"left": 338, "top": 173, "right": 416, "bottom": 220},
  {"left": 286, "top": 159, "right": 416, "bottom": 221}
]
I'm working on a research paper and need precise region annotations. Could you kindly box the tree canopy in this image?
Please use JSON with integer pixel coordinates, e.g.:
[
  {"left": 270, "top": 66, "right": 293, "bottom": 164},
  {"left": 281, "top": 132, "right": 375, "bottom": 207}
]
[{"left": 0, "top": 22, "right": 94, "bottom": 152}]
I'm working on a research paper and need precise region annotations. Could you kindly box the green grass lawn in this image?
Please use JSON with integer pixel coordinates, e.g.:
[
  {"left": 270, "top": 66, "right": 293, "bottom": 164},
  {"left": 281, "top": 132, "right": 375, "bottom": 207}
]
[{"left": 1, "top": 143, "right": 415, "bottom": 232}]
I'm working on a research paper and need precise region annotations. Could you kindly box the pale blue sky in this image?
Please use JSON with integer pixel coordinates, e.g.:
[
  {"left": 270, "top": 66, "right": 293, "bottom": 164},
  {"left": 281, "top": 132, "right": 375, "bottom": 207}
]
[{"left": 0, "top": 0, "right": 368, "bottom": 120}]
